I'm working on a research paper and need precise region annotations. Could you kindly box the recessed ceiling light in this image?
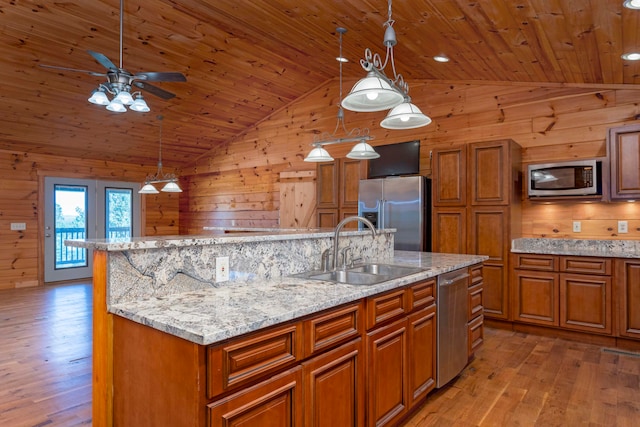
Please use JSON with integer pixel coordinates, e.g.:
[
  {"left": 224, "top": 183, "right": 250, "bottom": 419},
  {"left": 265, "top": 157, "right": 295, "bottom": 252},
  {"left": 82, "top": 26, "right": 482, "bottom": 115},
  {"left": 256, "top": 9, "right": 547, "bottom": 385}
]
[
  {"left": 336, "top": 56, "right": 348, "bottom": 63},
  {"left": 624, "top": 0, "right": 640, "bottom": 10},
  {"left": 433, "top": 55, "right": 449, "bottom": 63},
  {"left": 622, "top": 52, "right": 640, "bottom": 60}
]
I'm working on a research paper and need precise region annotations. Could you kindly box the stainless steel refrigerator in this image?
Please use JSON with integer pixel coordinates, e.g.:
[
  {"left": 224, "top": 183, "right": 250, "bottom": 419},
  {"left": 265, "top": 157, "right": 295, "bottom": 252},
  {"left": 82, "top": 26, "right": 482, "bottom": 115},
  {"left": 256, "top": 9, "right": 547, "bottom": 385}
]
[{"left": 358, "top": 176, "right": 431, "bottom": 251}]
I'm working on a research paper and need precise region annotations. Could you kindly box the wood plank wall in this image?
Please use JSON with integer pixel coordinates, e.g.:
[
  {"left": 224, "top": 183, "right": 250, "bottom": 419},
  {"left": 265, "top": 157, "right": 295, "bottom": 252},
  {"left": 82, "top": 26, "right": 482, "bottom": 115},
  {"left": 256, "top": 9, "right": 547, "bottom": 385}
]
[
  {"left": 182, "top": 78, "right": 640, "bottom": 240},
  {"left": 0, "top": 149, "right": 179, "bottom": 290}
]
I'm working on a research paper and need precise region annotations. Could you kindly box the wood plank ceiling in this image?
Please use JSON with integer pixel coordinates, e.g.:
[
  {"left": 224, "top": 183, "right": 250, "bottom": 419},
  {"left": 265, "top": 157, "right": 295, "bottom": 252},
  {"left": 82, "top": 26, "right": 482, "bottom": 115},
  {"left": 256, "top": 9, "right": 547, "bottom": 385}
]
[{"left": 1, "top": 0, "right": 639, "bottom": 169}]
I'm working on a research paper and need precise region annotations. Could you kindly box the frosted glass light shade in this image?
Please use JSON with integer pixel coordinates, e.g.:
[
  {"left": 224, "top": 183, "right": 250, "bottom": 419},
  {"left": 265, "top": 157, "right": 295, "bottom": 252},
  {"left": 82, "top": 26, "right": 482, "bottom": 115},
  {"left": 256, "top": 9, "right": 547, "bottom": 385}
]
[
  {"left": 341, "top": 71, "right": 404, "bottom": 112},
  {"left": 346, "top": 142, "right": 380, "bottom": 160},
  {"left": 114, "top": 90, "right": 134, "bottom": 105},
  {"left": 106, "top": 99, "right": 127, "bottom": 113},
  {"left": 624, "top": 0, "right": 640, "bottom": 9},
  {"left": 304, "top": 146, "right": 334, "bottom": 162},
  {"left": 138, "top": 183, "right": 159, "bottom": 194},
  {"left": 162, "top": 181, "right": 182, "bottom": 192},
  {"left": 130, "top": 96, "right": 150, "bottom": 112},
  {"left": 380, "top": 102, "right": 432, "bottom": 130},
  {"left": 88, "top": 89, "right": 110, "bottom": 105}
]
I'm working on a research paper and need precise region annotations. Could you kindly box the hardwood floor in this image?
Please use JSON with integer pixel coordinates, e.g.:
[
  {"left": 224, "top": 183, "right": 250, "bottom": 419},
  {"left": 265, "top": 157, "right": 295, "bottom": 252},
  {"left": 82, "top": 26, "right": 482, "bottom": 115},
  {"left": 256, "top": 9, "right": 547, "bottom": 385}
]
[
  {"left": 0, "top": 282, "right": 92, "bottom": 426},
  {"left": 1, "top": 282, "right": 639, "bottom": 426}
]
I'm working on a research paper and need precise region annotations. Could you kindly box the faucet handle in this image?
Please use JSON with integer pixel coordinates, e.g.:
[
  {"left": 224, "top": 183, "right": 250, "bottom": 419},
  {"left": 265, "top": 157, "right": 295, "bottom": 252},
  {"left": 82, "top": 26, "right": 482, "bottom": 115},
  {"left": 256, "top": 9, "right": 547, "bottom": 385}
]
[
  {"left": 339, "top": 247, "right": 353, "bottom": 269},
  {"left": 321, "top": 249, "right": 332, "bottom": 272}
]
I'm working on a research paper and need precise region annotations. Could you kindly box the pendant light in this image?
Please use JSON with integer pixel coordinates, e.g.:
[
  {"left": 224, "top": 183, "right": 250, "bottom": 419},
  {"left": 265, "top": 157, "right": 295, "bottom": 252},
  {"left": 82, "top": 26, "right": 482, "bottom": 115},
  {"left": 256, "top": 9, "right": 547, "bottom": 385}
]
[
  {"left": 304, "top": 28, "right": 378, "bottom": 163},
  {"left": 342, "top": 0, "right": 432, "bottom": 130},
  {"left": 139, "top": 115, "right": 182, "bottom": 194}
]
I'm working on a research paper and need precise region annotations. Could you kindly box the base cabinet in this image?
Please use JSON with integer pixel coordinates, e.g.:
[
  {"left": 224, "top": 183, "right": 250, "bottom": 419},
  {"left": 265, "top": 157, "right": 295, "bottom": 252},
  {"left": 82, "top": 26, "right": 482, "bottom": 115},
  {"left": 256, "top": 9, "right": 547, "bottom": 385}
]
[
  {"left": 615, "top": 259, "right": 640, "bottom": 339},
  {"left": 512, "top": 254, "right": 612, "bottom": 335}
]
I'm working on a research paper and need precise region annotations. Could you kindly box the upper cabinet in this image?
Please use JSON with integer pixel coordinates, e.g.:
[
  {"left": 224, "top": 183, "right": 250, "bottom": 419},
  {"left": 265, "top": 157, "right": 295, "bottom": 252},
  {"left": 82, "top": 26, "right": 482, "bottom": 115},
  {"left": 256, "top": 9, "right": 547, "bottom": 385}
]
[
  {"left": 316, "top": 158, "right": 366, "bottom": 228},
  {"left": 470, "top": 140, "right": 522, "bottom": 206},
  {"left": 608, "top": 124, "right": 640, "bottom": 201},
  {"left": 432, "top": 146, "right": 467, "bottom": 206}
]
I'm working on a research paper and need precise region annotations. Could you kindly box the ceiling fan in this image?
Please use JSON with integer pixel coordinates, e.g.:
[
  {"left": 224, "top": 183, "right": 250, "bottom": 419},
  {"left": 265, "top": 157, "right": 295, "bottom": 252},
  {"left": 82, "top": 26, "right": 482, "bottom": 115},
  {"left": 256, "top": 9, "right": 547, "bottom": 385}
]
[{"left": 40, "top": 0, "right": 186, "bottom": 112}]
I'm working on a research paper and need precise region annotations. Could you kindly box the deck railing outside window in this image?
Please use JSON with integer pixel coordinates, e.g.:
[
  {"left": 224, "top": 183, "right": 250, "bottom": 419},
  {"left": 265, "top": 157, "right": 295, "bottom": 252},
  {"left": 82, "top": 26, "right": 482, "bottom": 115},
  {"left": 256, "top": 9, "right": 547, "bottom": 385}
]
[{"left": 56, "top": 226, "right": 131, "bottom": 268}]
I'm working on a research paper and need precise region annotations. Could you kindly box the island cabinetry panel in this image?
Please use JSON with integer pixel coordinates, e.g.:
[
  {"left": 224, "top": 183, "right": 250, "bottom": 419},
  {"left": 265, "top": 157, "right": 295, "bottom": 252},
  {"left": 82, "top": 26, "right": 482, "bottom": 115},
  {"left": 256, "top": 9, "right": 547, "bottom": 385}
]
[
  {"left": 608, "top": 124, "right": 640, "bottom": 200},
  {"left": 316, "top": 159, "right": 366, "bottom": 228},
  {"left": 431, "top": 140, "right": 521, "bottom": 323},
  {"left": 511, "top": 254, "right": 612, "bottom": 335},
  {"left": 207, "top": 366, "right": 304, "bottom": 427},
  {"left": 302, "top": 338, "right": 365, "bottom": 427},
  {"left": 207, "top": 323, "right": 303, "bottom": 399},
  {"left": 615, "top": 259, "right": 640, "bottom": 339},
  {"left": 364, "top": 278, "right": 442, "bottom": 426},
  {"left": 468, "top": 264, "right": 484, "bottom": 358}
]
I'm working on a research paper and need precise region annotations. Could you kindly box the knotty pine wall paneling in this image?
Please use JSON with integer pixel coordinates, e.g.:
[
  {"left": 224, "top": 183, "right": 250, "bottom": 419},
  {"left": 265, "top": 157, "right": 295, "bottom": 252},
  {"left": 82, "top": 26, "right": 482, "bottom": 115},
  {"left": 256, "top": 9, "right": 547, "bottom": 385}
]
[
  {"left": 182, "top": 78, "right": 640, "bottom": 241},
  {"left": 0, "top": 149, "right": 179, "bottom": 290}
]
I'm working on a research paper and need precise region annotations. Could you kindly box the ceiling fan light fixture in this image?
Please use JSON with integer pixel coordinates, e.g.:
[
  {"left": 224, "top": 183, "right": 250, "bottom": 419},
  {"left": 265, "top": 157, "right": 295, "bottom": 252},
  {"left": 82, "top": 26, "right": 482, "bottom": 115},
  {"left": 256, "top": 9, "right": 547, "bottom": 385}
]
[
  {"left": 346, "top": 141, "right": 380, "bottom": 160},
  {"left": 88, "top": 88, "right": 110, "bottom": 105},
  {"left": 138, "top": 183, "right": 160, "bottom": 194},
  {"left": 380, "top": 101, "right": 433, "bottom": 129},
  {"left": 130, "top": 94, "right": 150, "bottom": 112},
  {"left": 341, "top": 71, "right": 404, "bottom": 112},
  {"left": 106, "top": 98, "right": 127, "bottom": 113},
  {"left": 114, "top": 90, "right": 134, "bottom": 105}
]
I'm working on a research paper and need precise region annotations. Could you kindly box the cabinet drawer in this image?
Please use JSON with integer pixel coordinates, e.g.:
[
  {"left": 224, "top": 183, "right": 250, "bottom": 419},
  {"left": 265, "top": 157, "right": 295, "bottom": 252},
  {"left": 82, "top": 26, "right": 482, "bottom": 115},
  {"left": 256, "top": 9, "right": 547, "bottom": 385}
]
[
  {"left": 303, "top": 302, "right": 363, "bottom": 358},
  {"left": 366, "top": 288, "right": 408, "bottom": 330},
  {"left": 560, "top": 256, "right": 612, "bottom": 275},
  {"left": 513, "top": 254, "right": 558, "bottom": 271},
  {"left": 207, "top": 323, "right": 303, "bottom": 398},
  {"left": 470, "top": 264, "right": 483, "bottom": 286},
  {"left": 468, "top": 282, "right": 483, "bottom": 321},
  {"left": 408, "top": 278, "right": 436, "bottom": 311},
  {"left": 468, "top": 315, "right": 484, "bottom": 357}
]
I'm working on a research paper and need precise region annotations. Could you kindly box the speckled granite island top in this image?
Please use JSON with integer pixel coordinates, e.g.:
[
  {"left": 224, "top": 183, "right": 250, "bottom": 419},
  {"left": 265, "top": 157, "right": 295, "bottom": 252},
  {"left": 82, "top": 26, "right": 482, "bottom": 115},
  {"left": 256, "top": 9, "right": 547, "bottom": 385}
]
[
  {"left": 110, "top": 251, "right": 487, "bottom": 346},
  {"left": 512, "top": 238, "right": 640, "bottom": 258}
]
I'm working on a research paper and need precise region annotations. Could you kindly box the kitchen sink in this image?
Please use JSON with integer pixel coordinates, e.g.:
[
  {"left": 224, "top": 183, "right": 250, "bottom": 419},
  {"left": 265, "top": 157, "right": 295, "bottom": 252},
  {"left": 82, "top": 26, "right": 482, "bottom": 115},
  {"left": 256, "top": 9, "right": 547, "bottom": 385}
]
[{"left": 294, "top": 263, "right": 428, "bottom": 286}]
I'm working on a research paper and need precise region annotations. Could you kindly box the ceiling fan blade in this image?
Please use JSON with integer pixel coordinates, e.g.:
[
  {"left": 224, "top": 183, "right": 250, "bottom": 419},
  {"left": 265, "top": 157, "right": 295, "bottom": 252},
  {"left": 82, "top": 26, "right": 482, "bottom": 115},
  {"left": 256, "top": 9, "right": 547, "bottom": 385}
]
[
  {"left": 132, "top": 81, "right": 176, "bottom": 100},
  {"left": 135, "top": 72, "right": 187, "bottom": 82},
  {"left": 87, "top": 50, "right": 118, "bottom": 70},
  {"left": 39, "top": 64, "right": 107, "bottom": 77}
]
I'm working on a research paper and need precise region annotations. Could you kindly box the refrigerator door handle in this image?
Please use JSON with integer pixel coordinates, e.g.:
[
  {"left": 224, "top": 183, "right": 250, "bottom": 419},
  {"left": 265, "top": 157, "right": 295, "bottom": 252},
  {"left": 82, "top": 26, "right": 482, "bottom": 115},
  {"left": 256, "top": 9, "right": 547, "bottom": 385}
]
[{"left": 379, "top": 199, "right": 386, "bottom": 229}]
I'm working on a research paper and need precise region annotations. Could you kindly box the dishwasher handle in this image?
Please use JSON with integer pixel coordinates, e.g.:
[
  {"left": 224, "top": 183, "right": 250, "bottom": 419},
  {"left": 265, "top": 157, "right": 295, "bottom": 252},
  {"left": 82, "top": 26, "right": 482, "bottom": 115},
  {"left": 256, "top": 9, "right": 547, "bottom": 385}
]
[{"left": 440, "top": 273, "right": 469, "bottom": 286}]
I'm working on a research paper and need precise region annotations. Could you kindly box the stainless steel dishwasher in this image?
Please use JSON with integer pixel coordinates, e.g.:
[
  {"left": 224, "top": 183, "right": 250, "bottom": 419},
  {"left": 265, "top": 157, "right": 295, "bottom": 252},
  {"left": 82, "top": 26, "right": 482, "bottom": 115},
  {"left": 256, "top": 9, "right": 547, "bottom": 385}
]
[{"left": 436, "top": 268, "right": 470, "bottom": 388}]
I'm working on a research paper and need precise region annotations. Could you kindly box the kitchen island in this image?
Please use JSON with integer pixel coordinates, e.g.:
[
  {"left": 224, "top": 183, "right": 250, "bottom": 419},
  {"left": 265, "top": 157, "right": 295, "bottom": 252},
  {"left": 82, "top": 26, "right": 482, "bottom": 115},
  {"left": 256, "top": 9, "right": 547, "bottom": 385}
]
[{"left": 68, "top": 229, "right": 487, "bottom": 427}]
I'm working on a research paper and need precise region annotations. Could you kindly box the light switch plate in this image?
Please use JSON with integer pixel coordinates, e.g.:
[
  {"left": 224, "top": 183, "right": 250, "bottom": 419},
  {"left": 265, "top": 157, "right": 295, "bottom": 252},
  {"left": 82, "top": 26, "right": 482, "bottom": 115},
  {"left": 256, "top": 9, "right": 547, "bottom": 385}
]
[
  {"left": 10, "top": 222, "right": 26, "bottom": 231},
  {"left": 215, "top": 256, "right": 229, "bottom": 282},
  {"left": 618, "top": 220, "right": 629, "bottom": 233},
  {"left": 572, "top": 221, "right": 581, "bottom": 232}
]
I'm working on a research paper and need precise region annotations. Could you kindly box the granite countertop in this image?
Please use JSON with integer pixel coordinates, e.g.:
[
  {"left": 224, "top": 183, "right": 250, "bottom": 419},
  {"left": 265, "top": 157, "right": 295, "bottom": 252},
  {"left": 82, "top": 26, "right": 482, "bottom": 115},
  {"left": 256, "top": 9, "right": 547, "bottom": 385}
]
[
  {"left": 110, "top": 251, "right": 487, "bottom": 346},
  {"left": 512, "top": 238, "right": 640, "bottom": 258},
  {"left": 65, "top": 228, "right": 393, "bottom": 251}
]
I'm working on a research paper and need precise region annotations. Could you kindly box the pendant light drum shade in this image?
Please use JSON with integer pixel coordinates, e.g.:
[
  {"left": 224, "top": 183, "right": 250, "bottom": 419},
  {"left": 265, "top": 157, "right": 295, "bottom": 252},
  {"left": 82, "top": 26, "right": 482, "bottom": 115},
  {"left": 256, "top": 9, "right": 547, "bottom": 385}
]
[
  {"left": 380, "top": 102, "right": 432, "bottom": 130},
  {"left": 341, "top": 71, "right": 404, "bottom": 112},
  {"left": 304, "top": 146, "right": 335, "bottom": 162},
  {"left": 346, "top": 141, "right": 380, "bottom": 159}
]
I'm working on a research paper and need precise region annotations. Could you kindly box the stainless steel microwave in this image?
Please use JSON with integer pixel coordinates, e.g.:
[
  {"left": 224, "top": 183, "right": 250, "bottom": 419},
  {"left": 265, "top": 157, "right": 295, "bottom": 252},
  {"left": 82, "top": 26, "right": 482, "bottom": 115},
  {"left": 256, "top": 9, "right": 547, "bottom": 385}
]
[{"left": 528, "top": 159, "right": 602, "bottom": 197}]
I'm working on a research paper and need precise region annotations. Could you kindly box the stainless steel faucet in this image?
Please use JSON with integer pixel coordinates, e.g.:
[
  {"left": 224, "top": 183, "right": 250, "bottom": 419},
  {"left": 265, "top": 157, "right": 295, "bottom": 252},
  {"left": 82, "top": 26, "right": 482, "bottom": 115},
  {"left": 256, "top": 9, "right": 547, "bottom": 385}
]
[{"left": 332, "top": 216, "right": 377, "bottom": 270}]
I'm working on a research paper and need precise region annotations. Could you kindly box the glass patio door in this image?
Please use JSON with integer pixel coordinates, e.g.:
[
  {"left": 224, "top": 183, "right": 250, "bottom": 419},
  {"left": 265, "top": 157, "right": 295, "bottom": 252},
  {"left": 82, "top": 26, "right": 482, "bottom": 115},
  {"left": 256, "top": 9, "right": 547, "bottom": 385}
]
[{"left": 44, "top": 177, "right": 140, "bottom": 283}]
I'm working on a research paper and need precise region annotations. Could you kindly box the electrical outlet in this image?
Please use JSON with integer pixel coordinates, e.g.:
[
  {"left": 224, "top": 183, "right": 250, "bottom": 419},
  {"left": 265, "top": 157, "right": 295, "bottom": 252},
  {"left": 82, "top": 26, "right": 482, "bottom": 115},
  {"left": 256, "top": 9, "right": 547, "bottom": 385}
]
[
  {"left": 618, "top": 220, "right": 629, "bottom": 234},
  {"left": 10, "top": 222, "right": 26, "bottom": 231},
  {"left": 215, "top": 256, "right": 229, "bottom": 282},
  {"left": 572, "top": 221, "right": 581, "bottom": 233}
]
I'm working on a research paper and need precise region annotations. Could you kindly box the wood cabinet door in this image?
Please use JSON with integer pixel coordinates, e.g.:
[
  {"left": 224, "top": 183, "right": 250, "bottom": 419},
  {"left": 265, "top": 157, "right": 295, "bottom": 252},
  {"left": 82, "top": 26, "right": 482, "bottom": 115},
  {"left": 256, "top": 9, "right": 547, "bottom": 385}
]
[
  {"left": 469, "top": 207, "right": 509, "bottom": 320},
  {"left": 560, "top": 273, "right": 612, "bottom": 335},
  {"left": 302, "top": 338, "right": 365, "bottom": 427},
  {"left": 407, "top": 305, "right": 436, "bottom": 407},
  {"left": 616, "top": 259, "right": 640, "bottom": 339},
  {"left": 340, "top": 158, "right": 365, "bottom": 208},
  {"left": 511, "top": 269, "right": 559, "bottom": 326},
  {"left": 608, "top": 124, "right": 640, "bottom": 200},
  {"left": 469, "top": 140, "right": 512, "bottom": 205},
  {"left": 207, "top": 367, "right": 303, "bottom": 427},
  {"left": 432, "top": 207, "right": 467, "bottom": 254},
  {"left": 317, "top": 209, "right": 338, "bottom": 228},
  {"left": 316, "top": 162, "right": 339, "bottom": 208},
  {"left": 432, "top": 146, "right": 467, "bottom": 206},
  {"left": 366, "top": 318, "right": 408, "bottom": 427}
]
